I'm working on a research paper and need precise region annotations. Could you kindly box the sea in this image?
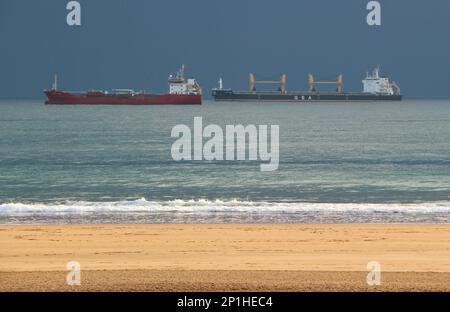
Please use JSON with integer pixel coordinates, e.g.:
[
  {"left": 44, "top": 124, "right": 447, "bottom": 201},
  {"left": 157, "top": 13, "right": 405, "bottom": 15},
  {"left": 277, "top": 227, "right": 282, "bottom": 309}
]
[{"left": 0, "top": 100, "right": 449, "bottom": 224}]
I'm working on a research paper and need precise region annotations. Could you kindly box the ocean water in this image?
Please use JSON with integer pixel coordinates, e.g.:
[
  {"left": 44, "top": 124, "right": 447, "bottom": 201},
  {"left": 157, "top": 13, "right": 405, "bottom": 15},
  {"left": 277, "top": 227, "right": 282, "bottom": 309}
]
[{"left": 0, "top": 99, "right": 449, "bottom": 224}]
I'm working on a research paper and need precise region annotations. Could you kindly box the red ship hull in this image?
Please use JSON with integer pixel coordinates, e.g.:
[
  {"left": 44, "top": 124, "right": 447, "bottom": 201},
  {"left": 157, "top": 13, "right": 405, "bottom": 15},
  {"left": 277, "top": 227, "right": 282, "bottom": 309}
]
[{"left": 45, "top": 90, "right": 202, "bottom": 105}]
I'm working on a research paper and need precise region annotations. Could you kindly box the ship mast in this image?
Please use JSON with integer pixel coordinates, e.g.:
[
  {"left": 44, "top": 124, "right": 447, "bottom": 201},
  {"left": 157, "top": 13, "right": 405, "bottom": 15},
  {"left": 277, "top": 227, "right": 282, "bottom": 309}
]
[
  {"left": 52, "top": 74, "right": 58, "bottom": 91},
  {"left": 373, "top": 65, "right": 380, "bottom": 79},
  {"left": 179, "top": 64, "right": 185, "bottom": 80}
]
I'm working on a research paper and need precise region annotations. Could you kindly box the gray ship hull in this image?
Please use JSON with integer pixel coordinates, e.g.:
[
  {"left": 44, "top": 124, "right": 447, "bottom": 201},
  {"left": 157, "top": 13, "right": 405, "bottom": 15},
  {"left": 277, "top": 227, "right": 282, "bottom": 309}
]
[{"left": 212, "top": 90, "right": 402, "bottom": 102}]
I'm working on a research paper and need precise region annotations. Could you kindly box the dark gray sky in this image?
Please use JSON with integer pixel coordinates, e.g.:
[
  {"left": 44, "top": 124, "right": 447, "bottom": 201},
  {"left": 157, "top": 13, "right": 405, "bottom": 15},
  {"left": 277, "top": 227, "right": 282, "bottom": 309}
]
[{"left": 1, "top": 0, "right": 449, "bottom": 99}]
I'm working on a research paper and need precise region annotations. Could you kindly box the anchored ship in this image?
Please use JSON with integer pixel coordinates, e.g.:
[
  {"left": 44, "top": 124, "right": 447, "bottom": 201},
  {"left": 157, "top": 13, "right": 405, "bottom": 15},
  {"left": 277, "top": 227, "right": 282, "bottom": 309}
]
[
  {"left": 212, "top": 66, "right": 401, "bottom": 102},
  {"left": 45, "top": 65, "right": 202, "bottom": 105}
]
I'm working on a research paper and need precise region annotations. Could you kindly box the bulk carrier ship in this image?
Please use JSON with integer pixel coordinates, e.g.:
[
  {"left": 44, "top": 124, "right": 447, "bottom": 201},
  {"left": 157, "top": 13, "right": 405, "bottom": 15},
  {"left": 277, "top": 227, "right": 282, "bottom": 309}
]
[
  {"left": 45, "top": 65, "right": 202, "bottom": 105},
  {"left": 212, "top": 66, "right": 401, "bottom": 102}
]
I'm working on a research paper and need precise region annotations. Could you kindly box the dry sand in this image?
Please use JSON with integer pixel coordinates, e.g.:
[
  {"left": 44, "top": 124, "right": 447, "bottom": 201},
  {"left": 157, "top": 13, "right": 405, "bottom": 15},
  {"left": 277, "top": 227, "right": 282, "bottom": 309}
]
[{"left": 1, "top": 224, "right": 449, "bottom": 291}]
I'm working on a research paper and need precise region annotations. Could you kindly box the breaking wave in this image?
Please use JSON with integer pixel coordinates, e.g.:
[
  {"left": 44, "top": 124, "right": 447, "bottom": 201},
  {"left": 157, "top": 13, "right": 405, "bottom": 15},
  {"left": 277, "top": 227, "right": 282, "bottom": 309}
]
[{"left": 1, "top": 198, "right": 450, "bottom": 215}]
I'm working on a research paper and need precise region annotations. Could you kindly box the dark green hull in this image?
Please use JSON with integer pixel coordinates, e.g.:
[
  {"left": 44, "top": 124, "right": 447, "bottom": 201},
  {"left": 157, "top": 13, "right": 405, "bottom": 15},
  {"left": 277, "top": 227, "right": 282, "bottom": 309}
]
[{"left": 212, "top": 90, "right": 402, "bottom": 102}]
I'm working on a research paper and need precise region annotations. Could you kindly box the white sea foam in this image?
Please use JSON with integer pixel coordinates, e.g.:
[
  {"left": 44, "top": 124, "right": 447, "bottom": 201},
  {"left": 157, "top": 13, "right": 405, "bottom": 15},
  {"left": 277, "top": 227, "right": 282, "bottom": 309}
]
[{"left": 1, "top": 198, "right": 450, "bottom": 215}]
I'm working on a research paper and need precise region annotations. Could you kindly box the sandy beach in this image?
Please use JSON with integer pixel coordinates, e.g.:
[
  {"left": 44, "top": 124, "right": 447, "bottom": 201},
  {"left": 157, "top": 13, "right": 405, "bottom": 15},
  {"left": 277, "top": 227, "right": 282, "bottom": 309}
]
[{"left": 1, "top": 224, "right": 449, "bottom": 291}]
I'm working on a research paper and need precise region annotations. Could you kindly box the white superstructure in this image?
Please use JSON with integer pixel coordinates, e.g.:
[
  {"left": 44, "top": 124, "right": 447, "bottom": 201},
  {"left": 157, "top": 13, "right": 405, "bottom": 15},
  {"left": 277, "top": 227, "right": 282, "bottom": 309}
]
[
  {"left": 362, "top": 66, "right": 400, "bottom": 95},
  {"left": 168, "top": 65, "right": 202, "bottom": 95}
]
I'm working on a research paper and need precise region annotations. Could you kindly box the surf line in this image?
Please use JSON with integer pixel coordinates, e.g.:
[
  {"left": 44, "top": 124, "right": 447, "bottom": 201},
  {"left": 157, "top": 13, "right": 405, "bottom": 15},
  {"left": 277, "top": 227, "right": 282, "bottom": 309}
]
[{"left": 171, "top": 117, "right": 279, "bottom": 172}]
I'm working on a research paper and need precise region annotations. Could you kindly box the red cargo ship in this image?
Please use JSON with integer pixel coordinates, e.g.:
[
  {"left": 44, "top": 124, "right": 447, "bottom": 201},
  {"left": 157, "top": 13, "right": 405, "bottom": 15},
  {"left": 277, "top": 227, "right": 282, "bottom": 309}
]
[{"left": 44, "top": 65, "right": 202, "bottom": 105}]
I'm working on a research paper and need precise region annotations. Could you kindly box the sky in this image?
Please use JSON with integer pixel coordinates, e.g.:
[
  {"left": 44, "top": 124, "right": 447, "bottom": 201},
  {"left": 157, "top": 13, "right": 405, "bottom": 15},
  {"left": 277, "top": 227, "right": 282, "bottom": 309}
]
[{"left": 0, "top": 0, "right": 449, "bottom": 99}]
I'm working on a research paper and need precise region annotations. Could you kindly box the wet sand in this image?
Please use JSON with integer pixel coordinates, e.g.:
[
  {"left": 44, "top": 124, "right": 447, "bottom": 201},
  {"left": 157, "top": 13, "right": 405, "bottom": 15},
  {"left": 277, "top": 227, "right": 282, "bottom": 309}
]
[{"left": 1, "top": 224, "right": 449, "bottom": 291}]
